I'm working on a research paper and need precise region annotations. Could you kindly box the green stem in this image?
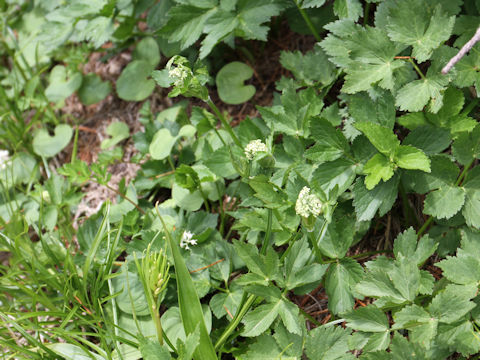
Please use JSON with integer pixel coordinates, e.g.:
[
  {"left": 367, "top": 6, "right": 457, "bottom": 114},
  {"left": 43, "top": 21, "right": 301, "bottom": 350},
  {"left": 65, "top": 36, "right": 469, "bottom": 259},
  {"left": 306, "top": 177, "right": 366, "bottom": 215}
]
[
  {"left": 460, "top": 98, "right": 479, "bottom": 116},
  {"left": 363, "top": 2, "right": 371, "bottom": 25},
  {"left": 260, "top": 209, "right": 273, "bottom": 255},
  {"left": 298, "top": 307, "right": 321, "bottom": 327},
  {"left": 455, "top": 159, "right": 474, "bottom": 186},
  {"left": 399, "top": 182, "right": 417, "bottom": 226},
  {"left": 151, "top": 303, "right": 163, "bottom": 345},
  {"left": 214, "top": 294, "right": 256, "bottom": 351},
  {"left": 408, "top": 58, "right": 426, "bottom": 80},
  {"left": 417, "top": 217, "right": 433, "bottom": 238},
  {"left": 293, "top": 1, "right": 321, "bottom": 42},
  {"left": 215, "top": 182, "right": 225, "bottom": 236},
  {"left": 198, "top": 183, "right": 210, "bottom": 212},
  {"left": 309, "top": 219, "right": 329, "bottom": 264},
  {"left": 206, "top": 98, "right": 242, "bottom": 148}
]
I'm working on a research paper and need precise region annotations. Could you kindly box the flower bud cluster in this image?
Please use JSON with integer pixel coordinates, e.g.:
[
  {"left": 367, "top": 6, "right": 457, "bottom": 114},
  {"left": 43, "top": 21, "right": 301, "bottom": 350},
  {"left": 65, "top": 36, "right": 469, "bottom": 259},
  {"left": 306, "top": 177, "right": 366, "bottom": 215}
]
[
  {"left": 168, "top": 65, "right": 190, "bottom": 87},
  {"left": 0, "top": 150, "right": 10, "bottom": 170},
  {"left": 295, "top": 186, "right": 323, "bottom": 218},
  {"left": 244, "top": 139, "right": 268, "bottom": 160},
  {"left": 180, "top": 230, "right": 197, "bottom": 250}
]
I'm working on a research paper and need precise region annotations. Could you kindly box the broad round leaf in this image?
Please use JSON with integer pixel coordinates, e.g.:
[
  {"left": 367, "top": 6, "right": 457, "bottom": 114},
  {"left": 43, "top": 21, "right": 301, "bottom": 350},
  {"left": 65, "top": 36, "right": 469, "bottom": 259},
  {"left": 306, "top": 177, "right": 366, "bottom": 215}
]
[
  {"left": 149, "top": 128, "right": 177, "bottom": 160},
  {"left": 33, "top": 124, "right": 73, "bottom": 158},
  {"left": 133, "top": 37, "right": 161, "bottom": 68},
  {"left": 101, "top": 121, "right": 130, "bottom": 149},
  {"left": 112, "top": 266, "right": 150, "bottom": 316},
  {"left": 216, "top": 62, "right": 256, "bottom": 105},
  {"left": 117, "top": 60, "right": 156, "bottom": 101},
  {"left": 78, "top": 73, "right": 111, "bottom": 105},
  {"left": 172, "top": 183, "right": 203, "bottom": 211},
  {"left": 45, "top": 65, "right": 83, "bottom": 103},
  {"left": 161, "top": 306, "right": 212, "bottom": 351}
]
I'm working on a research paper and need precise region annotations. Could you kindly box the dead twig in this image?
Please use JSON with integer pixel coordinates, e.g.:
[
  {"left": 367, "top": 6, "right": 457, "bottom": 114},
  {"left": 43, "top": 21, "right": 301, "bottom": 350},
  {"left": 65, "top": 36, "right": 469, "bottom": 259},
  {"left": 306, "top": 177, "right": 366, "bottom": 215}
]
[{"left": 442, "top": 26, "right": 480, "bottom": 74}]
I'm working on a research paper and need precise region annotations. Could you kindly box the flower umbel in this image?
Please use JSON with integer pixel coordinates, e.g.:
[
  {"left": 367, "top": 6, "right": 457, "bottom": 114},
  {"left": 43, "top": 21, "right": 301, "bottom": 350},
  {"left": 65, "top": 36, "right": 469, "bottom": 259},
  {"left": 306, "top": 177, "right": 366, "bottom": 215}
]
[
  {"left": 295, "top": 186, "right": 323, "bottom": 218},
  {"left": 168, "top": 65, "right": 189, "bottom": 87},
  {"left": 0, "top": 150, "right": 10, "bottom": 170},
  {"left": 244, "top": 139, "right": 268, "bottom": 160},
  {"left": 180, "top": 230, "right": 197, "bottom": 250}
]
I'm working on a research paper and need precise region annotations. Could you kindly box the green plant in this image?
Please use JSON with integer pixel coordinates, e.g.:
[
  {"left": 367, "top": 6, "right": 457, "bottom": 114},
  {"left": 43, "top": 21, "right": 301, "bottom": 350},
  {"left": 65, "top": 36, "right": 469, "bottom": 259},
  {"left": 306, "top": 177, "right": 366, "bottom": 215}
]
[{"left": 2, "top": 0, "right": 480, "bottom": 359}]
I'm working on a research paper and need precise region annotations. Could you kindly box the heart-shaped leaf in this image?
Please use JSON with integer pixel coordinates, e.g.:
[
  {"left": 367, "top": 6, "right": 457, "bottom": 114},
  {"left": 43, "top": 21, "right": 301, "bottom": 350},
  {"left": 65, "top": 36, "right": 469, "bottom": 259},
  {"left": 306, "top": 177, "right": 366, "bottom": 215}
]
[
  {"left": 216, "top": 62, "right": 256, "bottom": 105},
  {"left": 33, "top": 124, "right": 73, "bottom": 158},
  {"left": 149, "top": 125, "right": 196, "bottom": 160},
  {"left": 78, "top": 73, "right": 111, "bottom": 105},
  {"left": 45, "top": 65, "right": 83, "bottom": 103},
  {"left": 149, "top": 128, "right": 177, "bottom": 160},
  {"left": 117, "top": 60, "right": 156, "bottom": 101},
  {"left": 101, "top": 122, "right": 129, "bottom": 149},
  {"left": 133, "top": 37, "right": 161, "bottom": 68}
]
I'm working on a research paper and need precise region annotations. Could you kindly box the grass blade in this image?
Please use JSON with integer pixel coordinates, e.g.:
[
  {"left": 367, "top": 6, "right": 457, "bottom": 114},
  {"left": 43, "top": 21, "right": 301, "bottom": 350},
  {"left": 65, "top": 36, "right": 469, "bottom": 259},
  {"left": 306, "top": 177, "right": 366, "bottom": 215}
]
[{"left": 156, "top": 205, "right": 217, "bottom": 360}]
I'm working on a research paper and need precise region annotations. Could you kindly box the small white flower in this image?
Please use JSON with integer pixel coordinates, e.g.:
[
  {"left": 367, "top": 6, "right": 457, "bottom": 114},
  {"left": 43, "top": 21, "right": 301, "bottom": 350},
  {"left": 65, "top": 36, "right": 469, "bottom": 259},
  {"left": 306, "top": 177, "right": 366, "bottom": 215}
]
[
  {"left": 0, "top": 150, "right": 10, "bottom": 170},
  {"left": 169, "top": 66, "right": 189, "bottom": 87},
  {"left": 244, "top": 139, "right": 268, "bottom": 160},
  {"left": 295, "top": 186, "right": 323, "bottom": 218},
  {"left": 180, "top": 230, "right": 198, "bottom": 250}
]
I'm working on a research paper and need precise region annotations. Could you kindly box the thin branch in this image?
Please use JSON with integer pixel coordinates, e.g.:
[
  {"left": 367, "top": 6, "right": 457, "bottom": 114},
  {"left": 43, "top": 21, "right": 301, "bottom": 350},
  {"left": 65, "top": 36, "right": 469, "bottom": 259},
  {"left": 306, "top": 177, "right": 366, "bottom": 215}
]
[{"left": 442, "top": 26, "right": 480, "bottom": 75}]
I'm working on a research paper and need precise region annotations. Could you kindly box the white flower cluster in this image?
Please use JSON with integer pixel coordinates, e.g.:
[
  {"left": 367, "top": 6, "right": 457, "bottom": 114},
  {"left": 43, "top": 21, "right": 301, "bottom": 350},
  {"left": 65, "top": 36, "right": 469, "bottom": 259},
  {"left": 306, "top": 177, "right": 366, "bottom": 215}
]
[
  {"left": 244, "top": 139, "right": 268, "bottom": 160},
  {"left": 169, "top": 66, "right": 189, "bottom": 87},
  {"left": 180, "top": 230, "right": 197, "bottom": 250},
  {"left": 295, "top": 186, "right": 323, "bottom": 218},
  {"left": 0, "top": 150, "right": 10, "bottom": 170}
]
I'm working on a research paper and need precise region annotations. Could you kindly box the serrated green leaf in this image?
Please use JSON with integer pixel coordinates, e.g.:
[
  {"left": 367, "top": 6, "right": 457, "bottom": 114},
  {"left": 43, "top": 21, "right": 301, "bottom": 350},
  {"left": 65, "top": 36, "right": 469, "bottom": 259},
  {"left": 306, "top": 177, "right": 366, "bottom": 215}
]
[
  {"left": 363, "top": 153, "right": 395, "bottom": 190},
  {"left": 352, "top": 175, "right": 399, "bottom": 222},
  {"left": 423, "top": 185, "right": 465, "bottom": 219},
  {"left": 160, "top": 4, "right": 217, "bottom": 49},
  {"left": 428, "top": 284, "right": 477, "bottom": 324},
  {"left": 393, "top": 304, "right": 437, "bottom": 348},
  {"left": 395, "top": 74, "right": 448, "bottom": 113},
  {"left": 325, "top": 258, "right": 364, "bottom": 315},
  {"left": 386, "top": 1, "right": 455, "bottom": 62},
  {"left": 394, "top": 145, "right": 431, "bottom": 172},
  {"left": 452, "top": 125, "right": 480, "bottom": 165},
  {"left": 355, "top": 122, "right": 400, "bottom": 157},
  {"left": 311, "top": 158, "right": 357, "bottom": 194},
  {"left": 242, "top": 301, "right": 281, "bottom": 337},
  {"left": 403, "top": 126, "right": 451, "bottom": 155},
  {"left": 321, "top": 22, "right": 406, "bottom": 93},
  {"left": 344, "top": 305, "right": 389, "bottom": 332},
  {"left": 278, "top": 299, "right": 302, "bottom": 335},
  {"left": 305, "top": 325, "right": 353, "bottom": 360},
  {"left": 393, "top": 227, "right": 437, "bottom": 266},
  {"left": 280, "top": 46, "right": 336, "bottom": 86},
  {"left": 333, "top": 0, "right": 362, "bottom": 21}
]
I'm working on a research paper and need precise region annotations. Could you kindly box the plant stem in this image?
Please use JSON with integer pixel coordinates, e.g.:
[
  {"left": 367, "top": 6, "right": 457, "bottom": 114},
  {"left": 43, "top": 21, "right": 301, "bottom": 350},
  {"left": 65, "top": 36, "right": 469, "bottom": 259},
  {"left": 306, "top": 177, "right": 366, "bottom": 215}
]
[
  {"left": 260, "top": 209, "right": 273, "bottom": 255},
  {"left": 293, "top": 1, "right": 322, "bottom": 42},
  {"left": 408, "top": 58, "right": 426, "bottom": 80},
  {"left": 417, "top": 217, "right": 433, "bottom": 238},
  {"left": 104, "top": 183, "right": 145, "bottom": 215},
  {"left": 214, "top": 294, "right": 256, "bottom": 351},
  {"left": 198, "top": 183, "right": 211, "bottom": 212},
  {"left": 298, "top": 307, "right": 321, "bottom": 327},
  {"left": 206, "top": 98, "right": 242, "bottom": 148},
  {"left": 399, "top": 182, "right": 418, "bottom": 226},
  {"left": 309, "top": 219, "right": 329, "bottom": 264},
  {"left": 363, "top": 2, "right": 371, "bottom": 25}
]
